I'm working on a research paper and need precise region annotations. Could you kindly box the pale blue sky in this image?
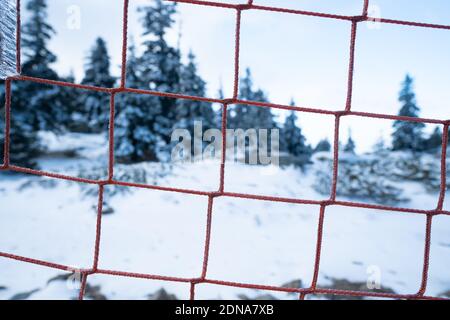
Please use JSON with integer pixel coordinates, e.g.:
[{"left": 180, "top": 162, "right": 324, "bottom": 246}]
[{"left": 21, "top": 0, "right": 450, "bottom": 152}]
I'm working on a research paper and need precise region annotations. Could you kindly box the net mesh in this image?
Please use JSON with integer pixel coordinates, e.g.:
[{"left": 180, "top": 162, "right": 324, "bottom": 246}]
[{"left": 1, "top": 0, "right": 450, "bottom": 300}]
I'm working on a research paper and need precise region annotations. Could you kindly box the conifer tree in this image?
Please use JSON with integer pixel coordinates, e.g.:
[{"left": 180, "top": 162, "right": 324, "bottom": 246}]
[
  {"left": 18, "top": 0, "right": 65, "bottom": 131},
  {"left": 115, "top": 43, "right": 161, "bottom": 163},
  {"left": 344, "top": 130, "right": 356, "bottom": 154},
  {"left": 372, "top": 135, "right": 388, "bottom": 155},
  {"left": 228, "top": 69, "right": 252, "bottom": 130},
  {"left": 0, "top": 82, "right": 40, "bottom": 168},
  {"left": 139, "top": 0, "right": 181, "bottom": 143},
  {"left": 314, "top": 138, "right": 332, "bottom": 152},
  {"left": 0, "top": 0, "right": 61, "bottom": 167},
  {"left": 80, "top": 37, "right": 116, "bottom": 131},
  {"left": 22, "top": 0, "right": 58, "bottom": 80},
  {"left": 229, "top": 68, "right": 276, "bottom": 130},
  {"left": 281, "top": 100, "right": 311, "bottom": 162},
  {"left": 425, "top": 126, "right": 443, "bottom": 151},
  {"left": 392, "top": 75, "right": 425, "bottom": 152},
  {"left": 176, "top": 51, "right": 215, "bottom": 131},
  {"left": 217, "top": 82, "right": 225, "bottom": 100},
  {"left": 58, "top": 71, "right": 82, "bottom": 130}
]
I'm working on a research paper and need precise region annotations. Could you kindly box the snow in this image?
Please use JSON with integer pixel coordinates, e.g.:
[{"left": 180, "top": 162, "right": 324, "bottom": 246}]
[
  {"left": 38, "top": 131, "right": 107, "bottom": 159},
  {"left": 0, "top": 133, "right": 450, "bottom": 300}
]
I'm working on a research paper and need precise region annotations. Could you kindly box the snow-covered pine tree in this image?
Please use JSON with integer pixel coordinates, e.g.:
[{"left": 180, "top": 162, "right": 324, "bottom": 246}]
[
  {"left": 18, "top": 0, "right": 67, "bottom": 131},
  {"left": 228, "top": 69, "right": 251, "bottom": 130},
  {"left": 314, "top": 138, "right": 331, "bottom": 152},
  {"left": 0, "top": 81, "right": 40, "bottom": 168},
  {"left": 139, "top": 0, "right": 181, "bottom": 145},
  {"left": 174, "top": 51, "right": 216, "bottom": 156},
  {"left": 80, "top": 37, "right": 116, "bottom": 132},
  {"left": 22, "top": 0, "right": 57, "bottom": 79},
  {"left": 372, "top": 135, "right": 388, "bottom": 155},
  {"left": 343, "top": 129, "right": 356, "bottom": 154},
  {"left": 229, "top": 68, "right": 276, "bottom": 130},
  {"left": 176, "top": 51, "right": 215, "bottom": 131},
  {"left": 392, "top": 75, "right": 425, "bottom": 152},
  {"left": 424, "top": 126, "right": 442, "bottom": 151},
  {"left": 281, "top": 100, "right": 311, "bottom": 165},
  {"left": 225, "top": 68, "right": 278, "bottom": 164},
  {"left": 0, "top": 0, "right": 63, "bottom": 167},
  {"left": 251, "top": 89, "right": 277, "bottom": 130},
  {"left": 214, "top": 82, "right": 225, "bottom": 129},
  {"left": 58, "top": 71, "right": 83, "bottom": 131},
  {"left": 217, "top": 82, "right": 225, "bottom": 100},
  {"left": 115, "top": 43, "right": 161, "bottom": 163}
]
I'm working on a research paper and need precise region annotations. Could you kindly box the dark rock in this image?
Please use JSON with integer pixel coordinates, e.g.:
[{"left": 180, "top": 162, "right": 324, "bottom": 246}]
[
  {"left": 439, "top": 290, "right": 450, "bottom": 298},
  {"left": 47, "top": 273, "right": 73, "bottom": 285},
  {"left": 281, "top": 279, "right": 303, "bottom": 289},
  {"left": 317, "top": 277, "right": 396, "bottom": 300},
  {"left": 84, "top": 284, "right": 107, "bottom": 300},
  {"left": 9, "top": 288, "right": 40, "bottom": 300},
  {"left": 92, "top": 202, "right": 114, "bottom": 215},
  {"left": 102, "top": 204, "right": 115, "bottom": 215},
  {"left": 238, "top": 293, "right": 278, "bottom": 300},
  {"left": 147, "top": 288, "right": 177, "bottom": 300}
]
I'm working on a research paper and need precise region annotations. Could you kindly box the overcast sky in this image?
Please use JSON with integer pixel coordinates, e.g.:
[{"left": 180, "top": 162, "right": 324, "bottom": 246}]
[{"left": 21, "top": 0, "right": 450, "bottom": 152}]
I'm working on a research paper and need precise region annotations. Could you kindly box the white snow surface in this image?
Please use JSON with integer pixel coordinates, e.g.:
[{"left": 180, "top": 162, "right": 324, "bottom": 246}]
[{"left": 0, "top": 132, "right": 449, "bottom": 300}]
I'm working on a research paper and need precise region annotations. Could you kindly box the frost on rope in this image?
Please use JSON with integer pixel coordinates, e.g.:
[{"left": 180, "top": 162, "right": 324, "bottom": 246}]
[{"left": 0, "top": 0, "right": 17, "bottom": 79}]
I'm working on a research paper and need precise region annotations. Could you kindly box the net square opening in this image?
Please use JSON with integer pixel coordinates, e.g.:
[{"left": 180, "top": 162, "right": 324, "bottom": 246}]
[
  {"left": 317, "top": 206, "right": 426, "bottom": 296},
  {"left": 336, "top": 115, "right": 443, "bottom": 210},
  {"left": 426, "top": 214, "right": 450, "bottom": 298},
  {"left": 0, "top": 176, "right": 98, "bottom": 269},
  {"left": 224, "top": 102, "right": 335, "bottom": 201},
  {"left": 113, "top": 92, "right": 222, "bottom": 192},
  {"left": 97, "top": 185, "right": 208, "bottom": 279},
  {"left": 352, "top": 22, "right": 450, "bottom": 120},
  {"left": 239, "top": 9, "right": 351, "bottom": 110},
  {"left": 206, "top": 197, "right": 319, "bottom": 289},
  {"left": 126, "top": 1, "right": 236, "bottom": 99},
  {"left": 20, "top": 0, "right": 123, "bottom": 85},
  {"left": 6, "top": 80, "right": 109, "bottom": 180}
]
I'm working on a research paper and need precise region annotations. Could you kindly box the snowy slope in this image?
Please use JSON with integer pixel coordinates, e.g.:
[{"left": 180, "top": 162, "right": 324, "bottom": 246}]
[{"left": 0, "top": 133, "right": 449, "bottom": 300}]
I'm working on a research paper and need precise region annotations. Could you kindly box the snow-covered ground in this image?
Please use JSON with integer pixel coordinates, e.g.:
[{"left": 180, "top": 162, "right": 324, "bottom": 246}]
[{"left": 0, "top": 132, "right": 449, "bottom": 300}]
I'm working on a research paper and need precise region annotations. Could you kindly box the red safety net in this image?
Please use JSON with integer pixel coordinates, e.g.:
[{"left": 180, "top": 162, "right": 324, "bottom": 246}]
[{"left": 1, "top": 0, "right": 450, "bottom": 300}]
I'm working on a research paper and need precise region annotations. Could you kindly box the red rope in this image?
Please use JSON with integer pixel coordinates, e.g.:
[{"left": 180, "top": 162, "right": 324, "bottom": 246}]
[
  {"left": 417, "top": 214, "right": 433, "bottom": 296},
  {"left": 1, "top": 0, "right": 449, "bottom": 301},
  {"left": 345, "top": 21, "right": 358, "bottom": 112},
  {"left": 309, "top": 205, "right": 326, "bottom": 292},
  {"left": 92, "top": 185, "right": 104, "bottom": 273},
  {"left": 362, "top": 0, "right": 370, "bottom": 17},
  {"left": 120, "top": 0, "right": 129, "bottom": 89},
  {"left": 108, "top": 93, "right": 116, "bottom": 181},
  {"left": 232, "top": 9, "right": 242, "bottom": 99}
]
